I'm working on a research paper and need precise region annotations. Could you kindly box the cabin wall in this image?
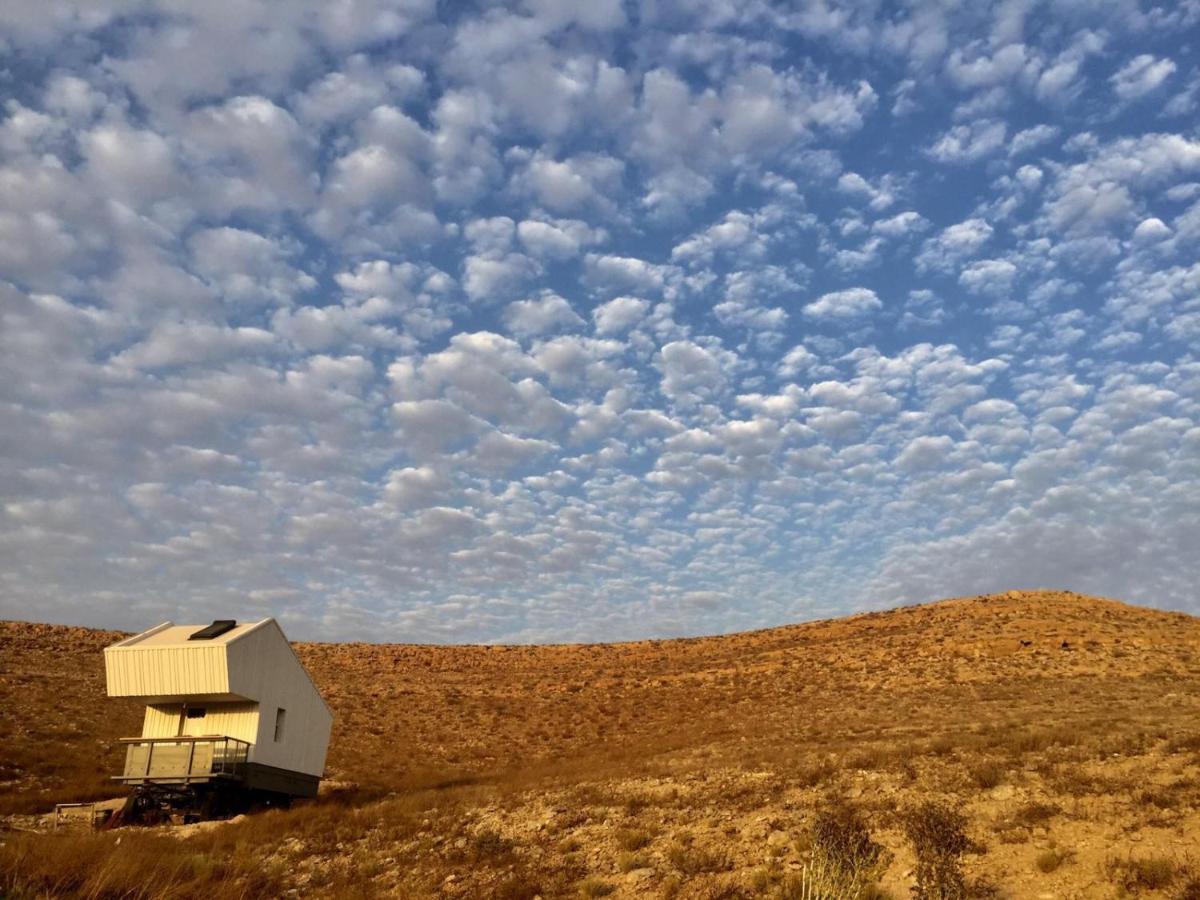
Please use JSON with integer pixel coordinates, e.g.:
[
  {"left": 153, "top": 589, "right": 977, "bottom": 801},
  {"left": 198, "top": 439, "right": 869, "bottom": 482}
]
[
  {"left": 105, "top": 644, "right": 231, "bottom": 699},
  {"left": 141, "top": 702, "right": 259, "bottom": 744},
  {"left": 225, "top": 624, "right": 332, "bottom": 778}
]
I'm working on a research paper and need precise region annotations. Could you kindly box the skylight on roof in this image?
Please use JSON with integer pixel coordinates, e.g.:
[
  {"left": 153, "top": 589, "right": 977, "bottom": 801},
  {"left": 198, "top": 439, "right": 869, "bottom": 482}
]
[{"left": 189, "top": 620, "right": 237, "bottom": 641}]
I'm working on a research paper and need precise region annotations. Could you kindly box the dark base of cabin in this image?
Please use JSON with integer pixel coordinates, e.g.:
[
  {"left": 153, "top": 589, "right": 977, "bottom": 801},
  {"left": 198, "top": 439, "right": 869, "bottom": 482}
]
[
  {"left": 112, "top": 773, "right": 318, "bottom": 826},
  {"left": 242, "top": 762, "right": 320, "bottom": 798}
]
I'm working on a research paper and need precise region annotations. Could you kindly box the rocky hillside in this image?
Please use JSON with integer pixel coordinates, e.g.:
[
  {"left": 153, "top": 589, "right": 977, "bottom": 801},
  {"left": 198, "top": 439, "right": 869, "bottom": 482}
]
[{"left": 2, "top": 590, "right": 1200, "bottom": 898}]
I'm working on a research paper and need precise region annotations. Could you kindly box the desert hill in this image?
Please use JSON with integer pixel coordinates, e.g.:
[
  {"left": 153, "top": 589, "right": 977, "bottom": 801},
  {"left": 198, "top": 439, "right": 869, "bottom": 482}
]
[{"left": 2, "top": 590, "right": 1200, "bottom": 898}]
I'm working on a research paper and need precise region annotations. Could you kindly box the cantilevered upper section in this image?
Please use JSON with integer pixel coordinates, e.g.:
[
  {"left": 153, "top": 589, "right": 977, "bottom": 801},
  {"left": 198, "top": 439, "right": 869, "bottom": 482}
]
[{"left": 104, "top": 618, "right": 331, "bottom": 715}]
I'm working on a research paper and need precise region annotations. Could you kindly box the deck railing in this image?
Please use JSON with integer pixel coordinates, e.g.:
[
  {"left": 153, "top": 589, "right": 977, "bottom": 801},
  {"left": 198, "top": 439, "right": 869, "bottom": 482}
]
[{"left": 115, "top": 736, "right": 251, "bottom": 784}]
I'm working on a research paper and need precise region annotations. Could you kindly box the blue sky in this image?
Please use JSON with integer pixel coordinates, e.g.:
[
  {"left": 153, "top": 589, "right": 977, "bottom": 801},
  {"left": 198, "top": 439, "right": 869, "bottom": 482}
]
[{"left": 1, "top": 1, "right": 1198, "bottom": 642}]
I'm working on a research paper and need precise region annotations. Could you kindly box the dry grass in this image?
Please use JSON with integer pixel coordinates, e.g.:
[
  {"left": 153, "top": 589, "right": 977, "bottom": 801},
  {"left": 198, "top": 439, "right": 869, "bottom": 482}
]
[
  {"left": 0, "top": 829, "right": 284, "bottom": 899},
  {"left": 1, "top": 590, "right": 1199, "bottom": 897}
]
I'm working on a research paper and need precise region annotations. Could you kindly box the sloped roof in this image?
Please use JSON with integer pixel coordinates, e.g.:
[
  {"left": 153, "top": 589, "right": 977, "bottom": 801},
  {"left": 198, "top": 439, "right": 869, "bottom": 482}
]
[{"left": 107, "top": 619, "right": 269, "bottom": 649}]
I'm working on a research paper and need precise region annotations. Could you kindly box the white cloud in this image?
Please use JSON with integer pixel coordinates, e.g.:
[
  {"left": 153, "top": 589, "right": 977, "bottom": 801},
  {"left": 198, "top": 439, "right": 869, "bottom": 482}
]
[
  {"left": 928, "top": 119, "right": 1007, "bottom": 164},
  {"left": 1110, "top": 54, "right": 1177, "bottom": 101},
  {"left": 916, "top": 218, "right": 993, "bottom": 272},
  {"left": 1009, "top": 124, "right": 1058, "bottom": 157},
  {"left": 520, "top": 152, "right": 624, "bottom": 213},
  {"left": 190, "top": 228, "right": 316, "bottom": 307},
  {"left": 895, "top": 434, "right": 954, "bottom": 472},
  {"left": 959, "top": 259, "right": 1017, "bottom": 296},
  {"left": 1131, "top": 217, "right": 1172, "bottom": 243},
  {"left": 592, "top": 296, "right": 650, "bottom": 334},
  {"left": 503, "top": 292, "right": 585, "bottom": 336},
  {"left": 803, "top": 287, "right": 882, "bottom": 318},
  {"left": 871, "top": 210, "right": 928, "bottom": 238},
  {"left": 657, "top": 340, "right": 734, "bottom": 407}
]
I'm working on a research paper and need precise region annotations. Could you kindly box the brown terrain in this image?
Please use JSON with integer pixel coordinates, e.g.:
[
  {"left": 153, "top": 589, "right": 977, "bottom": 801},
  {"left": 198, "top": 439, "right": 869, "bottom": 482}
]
[{"left": 2, "top": 589, "right": 1200, "bottom": 899}]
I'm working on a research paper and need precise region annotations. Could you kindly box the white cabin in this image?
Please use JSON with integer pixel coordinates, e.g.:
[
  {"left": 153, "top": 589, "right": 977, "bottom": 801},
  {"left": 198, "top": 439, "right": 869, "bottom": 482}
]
[{"left": 105, "top": 618, "right": 332, "bottom": 797}]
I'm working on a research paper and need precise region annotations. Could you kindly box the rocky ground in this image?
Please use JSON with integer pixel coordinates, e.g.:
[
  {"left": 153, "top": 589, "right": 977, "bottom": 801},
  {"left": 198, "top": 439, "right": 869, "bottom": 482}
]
[{"left": 2, "top": 590, "right": 1199, "bottom": 898}]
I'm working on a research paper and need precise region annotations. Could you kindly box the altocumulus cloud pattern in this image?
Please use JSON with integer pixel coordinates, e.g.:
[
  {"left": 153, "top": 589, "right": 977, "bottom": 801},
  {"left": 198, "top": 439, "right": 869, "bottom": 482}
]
[{"left": 1, "top": 1, "right": 1198, "bottom": 643}]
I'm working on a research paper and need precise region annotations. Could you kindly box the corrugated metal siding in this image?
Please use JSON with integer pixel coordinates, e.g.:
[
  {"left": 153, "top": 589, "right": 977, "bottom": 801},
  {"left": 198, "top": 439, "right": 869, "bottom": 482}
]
[
  {"left": 141, "top": 704, "right": 179, "bottom": 738},
  {"left": 105, "top": 645, "right": 231, "bottom": 698},
  {"left": 225, "top": 624, "right": 332, "bottom": 778},
  {"left": 141, "top": 702, "right": 259, "bottom": 742}
]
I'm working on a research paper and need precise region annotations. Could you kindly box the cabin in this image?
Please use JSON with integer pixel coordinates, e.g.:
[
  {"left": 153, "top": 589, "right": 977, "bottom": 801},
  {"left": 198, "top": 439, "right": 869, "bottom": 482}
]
[{"left": 104, "top": 618, "right": 332, "bottom": 800}]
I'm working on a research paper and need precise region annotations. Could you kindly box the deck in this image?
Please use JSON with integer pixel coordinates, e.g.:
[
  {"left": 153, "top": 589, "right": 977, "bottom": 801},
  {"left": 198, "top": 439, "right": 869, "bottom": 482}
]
[{"left": 115, "top": 735, "right": 250, "bottom": 785}]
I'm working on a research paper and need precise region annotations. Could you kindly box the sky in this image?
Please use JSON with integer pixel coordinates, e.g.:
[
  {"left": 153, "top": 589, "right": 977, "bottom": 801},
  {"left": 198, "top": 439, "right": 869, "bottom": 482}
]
[{"left": 1, "top": 1, "right": 1198, "bottom": 644}]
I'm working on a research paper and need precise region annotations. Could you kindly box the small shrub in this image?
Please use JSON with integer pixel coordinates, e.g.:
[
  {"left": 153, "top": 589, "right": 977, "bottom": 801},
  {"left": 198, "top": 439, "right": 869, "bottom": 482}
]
[
  {"left": 928, "top": 736, "right": 955, "bottom": 756},
  {"left": 968, "top": 761, "right": 1005, "bottom": 789},
  {"left": 624, "top": 792, "right": 654, "bottom": 815},
  {"left": 469, "top": 828, "right": 515, "bottom": 864},
  {"left": 1138, "top": 786, "right": 1181, "bottom": 811},
  {"left": 1010, "top": 802, "right": 1059, "bottom": 828},
  {"left": 749, "top": 868, "right": 773, "bottom": 892},
  {"left": 809, "top": 802, "right": 886, "bottom": 885},
  {"left": 615, "top": 826, "right": 654, "bottom": 851},
  {"left": 1035, "top": 848, "right": 1072, "bottom": 873},
  {"left": 1106, "top": 855, "right": 1180, "bottom": 892},
  {"left": 579, "top": 876, "right": 616, "bottom": 897},
  {"left": 617, "top": 851, "right": 650, "bottom": 873},
  {"left": 796, "top": 759, "right": 839, "bottom": 788},
  {"left": 902, "top": 802, "right": 971, "bottom": 900},
  {"left": 665, "top": 841, "right": 733, "bottom": 875},
  {"left": 1165, "top": 733, "right": 1200, "bottom": 754}
]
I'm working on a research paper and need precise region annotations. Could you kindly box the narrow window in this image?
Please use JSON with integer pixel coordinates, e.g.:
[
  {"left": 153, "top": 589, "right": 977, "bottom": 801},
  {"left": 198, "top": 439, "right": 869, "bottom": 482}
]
[
  {"left": 186, "top": 707, "right": 206, "bottom": 719},
  {"left": 274, "top": 707, "right": 286, "bottom": 742}
]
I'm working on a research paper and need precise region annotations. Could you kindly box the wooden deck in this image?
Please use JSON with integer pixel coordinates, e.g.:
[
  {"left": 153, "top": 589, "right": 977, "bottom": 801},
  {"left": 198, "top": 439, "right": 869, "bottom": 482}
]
[{"left": 115, "top": 735, "right": 250, "bottom": 785}]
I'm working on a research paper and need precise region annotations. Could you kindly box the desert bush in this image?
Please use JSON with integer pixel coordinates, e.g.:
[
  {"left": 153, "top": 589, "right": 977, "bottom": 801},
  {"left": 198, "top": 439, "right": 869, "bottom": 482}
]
[
  {"left": 494, "top": 873, "right": 547, "bottom": 900},
  {"left": 1137, "top": 783, "right": 1185, "bottom": 811},
  {"left": 1165, "top": 733, "right": 1200, "bottom": 754},
  {"left": 808, "top": 802, "right": 886, "bottom": 885},
  {"left": 1035, "top": 847, "right": 1072, "bottom": 873},
  {"left": 617, "top": 851, "right": 651, "bottom": 872},
  {"left": 968, "top": 761, "right": 1005, "bottom": 789},
  {"left": 579, "top": 876, "right": 616, "bottom": 897},
  {"left": 615, "top": 825, "right": 655, "bottom": 851},
  {"left": 795, "top": 758, "right": 839, "bottom": 788},
  {"left": 927, "top": 736, "right": 955, "bottom": 757},
  {"left": 1106, "top": 855, "right": 1181, "bottom": 892},
  {"left": 902, "top": 802, "right": 971, "bottom": 900},
  {"left": 666, "top": 840, "right": 733, "bottom": 875},
  {"left": 467, "top": 828, "right": 516, "bottom": 864},
  {"left": 1009, "top": 802, "right": 1059, "bottom": 828}
]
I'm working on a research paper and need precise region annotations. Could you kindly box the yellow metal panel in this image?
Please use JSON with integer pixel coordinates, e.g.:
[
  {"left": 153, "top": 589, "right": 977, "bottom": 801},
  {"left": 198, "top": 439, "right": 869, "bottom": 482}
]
[
  {"left": 141, "top": 705, "right": 179, "bottom": 738},
  {"left": 106, "top": 643, "right": 233, "bottom": 698}
]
